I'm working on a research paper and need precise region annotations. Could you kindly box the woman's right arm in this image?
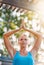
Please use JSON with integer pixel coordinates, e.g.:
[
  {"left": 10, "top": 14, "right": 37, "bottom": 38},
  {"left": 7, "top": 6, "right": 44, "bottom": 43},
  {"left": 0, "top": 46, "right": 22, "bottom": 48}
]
[{"left": 3, "top": 29, "right": 21, "bottom": 58}]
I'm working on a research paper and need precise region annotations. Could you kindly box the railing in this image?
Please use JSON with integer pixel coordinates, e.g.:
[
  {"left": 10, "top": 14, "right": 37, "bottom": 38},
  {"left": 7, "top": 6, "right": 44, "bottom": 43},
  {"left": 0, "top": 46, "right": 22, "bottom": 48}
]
[
  {"left": 0, "top": 56, "right": 12, "bottom": 65},
  {"left": 0, "top": 56, "right": 44, "bottom": 65}
]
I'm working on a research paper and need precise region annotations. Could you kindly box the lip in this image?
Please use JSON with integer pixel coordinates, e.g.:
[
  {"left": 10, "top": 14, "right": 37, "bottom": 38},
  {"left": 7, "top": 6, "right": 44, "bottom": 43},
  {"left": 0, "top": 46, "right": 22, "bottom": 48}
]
[
  {"left": 23, "top": 42, "right": 27, "bottom": 44},
  {"left": 22, "top": 45, "right": 26, "bottom": 47},
  {"left": 22, "top": 43, "right": 27, "bottom": 45}
]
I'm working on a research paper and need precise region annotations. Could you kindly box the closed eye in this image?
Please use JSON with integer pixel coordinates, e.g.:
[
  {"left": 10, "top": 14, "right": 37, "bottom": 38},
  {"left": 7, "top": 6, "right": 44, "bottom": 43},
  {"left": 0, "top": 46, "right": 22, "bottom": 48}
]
[
  {"left": 25, "top": 39, "right": 27, "bottom": 40},
  {"left": 20, "top": 39, "right": 23, "bottom": 40},
  {"left": 21, "top": 39, "right": 27, "bottom": 40},
  {"left": 19, "top": 39, "right": 27, "bottom": 41}
]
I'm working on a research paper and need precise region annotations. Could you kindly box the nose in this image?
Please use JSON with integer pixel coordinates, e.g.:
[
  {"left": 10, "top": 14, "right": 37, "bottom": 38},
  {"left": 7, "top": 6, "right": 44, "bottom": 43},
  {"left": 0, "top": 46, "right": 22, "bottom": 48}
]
[{"left": 22, "top": 39, "right": 27, "bottom": 44}]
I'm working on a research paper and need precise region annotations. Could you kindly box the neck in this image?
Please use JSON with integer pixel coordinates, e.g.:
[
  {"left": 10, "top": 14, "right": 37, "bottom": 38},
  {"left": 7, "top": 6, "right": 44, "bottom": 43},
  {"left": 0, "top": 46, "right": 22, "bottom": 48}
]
[{"left": 20, "top": 46, "right": 27, "bottom": 53}]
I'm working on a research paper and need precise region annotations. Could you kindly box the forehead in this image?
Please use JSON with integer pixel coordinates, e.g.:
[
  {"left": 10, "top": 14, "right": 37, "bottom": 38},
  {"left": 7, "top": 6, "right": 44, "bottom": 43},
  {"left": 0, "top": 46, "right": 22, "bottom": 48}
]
[{"left": 19, "top": 34, "right": 28, "bottom": 39}]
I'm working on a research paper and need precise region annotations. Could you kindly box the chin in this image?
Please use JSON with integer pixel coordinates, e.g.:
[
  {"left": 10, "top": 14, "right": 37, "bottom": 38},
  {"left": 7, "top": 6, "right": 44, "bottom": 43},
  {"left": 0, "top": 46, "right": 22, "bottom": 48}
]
[{"left": 22, "top": 45, "right": 26, "bottom": 47}]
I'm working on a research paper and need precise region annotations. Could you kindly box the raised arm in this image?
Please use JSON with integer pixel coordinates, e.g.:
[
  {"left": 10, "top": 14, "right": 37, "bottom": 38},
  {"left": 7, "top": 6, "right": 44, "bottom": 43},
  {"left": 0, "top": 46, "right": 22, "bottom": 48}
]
[
  {"left": 3, "top": 28, "right": 21, "bottom": 58},
  {"left": 3, "top": 19, "right": 25, "bottom": 58},
  {"left": 25, "top": 29, "right": 42, "bottom": 50},
  {"left": 21, "top": 20, "right": 42, "bottom": 56},
  {"left": 23, "top": 26, "right": 42, "bottom": 56}
]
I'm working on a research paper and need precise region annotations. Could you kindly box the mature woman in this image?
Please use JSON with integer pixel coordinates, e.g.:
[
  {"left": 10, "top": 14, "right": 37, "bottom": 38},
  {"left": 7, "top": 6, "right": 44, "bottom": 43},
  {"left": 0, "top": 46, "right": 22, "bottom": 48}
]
[{"left": 3, "top": 20, "right": 42, "bottom": 65}]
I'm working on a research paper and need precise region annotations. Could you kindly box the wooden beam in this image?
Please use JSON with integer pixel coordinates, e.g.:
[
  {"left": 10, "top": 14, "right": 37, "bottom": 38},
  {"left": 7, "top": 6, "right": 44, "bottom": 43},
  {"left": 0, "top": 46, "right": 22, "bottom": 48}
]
[
  {"left": 9, "top": 6, "right": 12, "bottom": 9},
  {"left": 16, "top": 8, "right": 20, "bottom": 12},
  {"left": 0, "top": 0, "right": 35, "bottom": 11},
  {"left": 20, "top": 9, "right": 25, "bottom": 13},
  {"left": 7, "top": 5, "right": 11, "bottom": 9},
  {"left": 12, "top": 6, "right": 16, "bottom": 11}
]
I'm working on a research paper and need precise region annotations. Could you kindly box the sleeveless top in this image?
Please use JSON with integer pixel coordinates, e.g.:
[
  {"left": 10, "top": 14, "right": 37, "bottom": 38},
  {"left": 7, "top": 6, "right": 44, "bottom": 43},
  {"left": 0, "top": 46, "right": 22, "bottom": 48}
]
[{"left": 13, "top": 51, "right": 34, "bottom": 65}]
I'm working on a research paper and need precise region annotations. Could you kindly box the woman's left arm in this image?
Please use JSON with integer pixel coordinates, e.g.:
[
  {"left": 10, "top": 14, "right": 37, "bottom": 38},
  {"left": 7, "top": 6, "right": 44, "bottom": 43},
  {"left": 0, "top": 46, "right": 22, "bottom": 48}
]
[
  {"left": 20, "top": 20, "right": 42, "bottom": 56},
  {"left": 23, "top": 27, "right": 42, "bottom": 56},
  {"left": 30, "top": 32, "right": 42, "bottom": 54},
  {"left": 27, "top": 29, "right": 42, "bottom": 51}
]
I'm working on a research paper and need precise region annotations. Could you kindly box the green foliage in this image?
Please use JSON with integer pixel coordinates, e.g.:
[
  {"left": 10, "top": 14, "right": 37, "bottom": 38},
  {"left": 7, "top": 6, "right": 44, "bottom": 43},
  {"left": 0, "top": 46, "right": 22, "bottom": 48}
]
[
  {"left": 0, "top": 28, "right": 4, "bottom": 38},
  {"left": 0, "top": 9, "right": 2, "bottom": 17},
  {"left": 14, "top": 29, "right": 25, "bottom": 38},
  {"left": 0, "top": 8, "right": 35, "bottom": 39},
  {"left": 0, "top": 8, "right": 36, "bottom": 56},
  {"left": 0, "top": 49, "right": 3, "bottom": 55},
  {"left": 2, "top": 9, "right": 12, "bottom": 22}
]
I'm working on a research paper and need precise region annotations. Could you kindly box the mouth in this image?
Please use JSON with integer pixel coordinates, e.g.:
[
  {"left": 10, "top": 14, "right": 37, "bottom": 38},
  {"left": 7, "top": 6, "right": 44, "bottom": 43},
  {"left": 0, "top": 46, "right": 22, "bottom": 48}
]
[
  {"left": 22, "top": 45, "right": 26, "bottom": 47},
  {"left": 22, "top": 43, "right": 27, "bottom": 46}
]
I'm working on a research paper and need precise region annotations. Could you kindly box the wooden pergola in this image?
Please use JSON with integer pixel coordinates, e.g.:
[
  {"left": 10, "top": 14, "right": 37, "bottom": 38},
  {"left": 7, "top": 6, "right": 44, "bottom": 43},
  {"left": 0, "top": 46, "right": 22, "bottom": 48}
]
[
  {"left": 0, "top": 1, "right": 44, "bottom": 65},
  {"left": 0, "top": 0, "right": 39, "bottom": 13}
]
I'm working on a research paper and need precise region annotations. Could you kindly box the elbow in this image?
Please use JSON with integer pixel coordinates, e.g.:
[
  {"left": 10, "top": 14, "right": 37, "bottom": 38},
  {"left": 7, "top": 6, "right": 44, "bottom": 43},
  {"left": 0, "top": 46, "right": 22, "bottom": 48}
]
[
  {"left": 36, "top": 34, "right": 42, "bottom": 42},
  {"left": 38, "top": 34, "right": 42, "bottom": 39},
  {"left": 40, "top": 35, "right": 42, "bottom": 39},
  {"left": 38, "top": 35, "right": 42, "bottom": 41}
]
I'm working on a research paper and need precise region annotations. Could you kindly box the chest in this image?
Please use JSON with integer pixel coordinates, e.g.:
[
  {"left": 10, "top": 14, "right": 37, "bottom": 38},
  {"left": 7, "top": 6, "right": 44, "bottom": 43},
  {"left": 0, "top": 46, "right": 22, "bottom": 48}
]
[{"left": 13, "top": 51, "right": 34, "bottom": 64}]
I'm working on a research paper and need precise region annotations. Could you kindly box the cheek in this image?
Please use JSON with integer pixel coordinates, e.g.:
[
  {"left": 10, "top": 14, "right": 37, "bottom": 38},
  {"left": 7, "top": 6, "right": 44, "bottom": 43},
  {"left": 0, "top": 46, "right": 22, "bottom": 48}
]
[
  {"left": 18, "top": 41, "right": 22, "bottom": 45},
  {"left": 27, "top": 40, "right": 30, "bottom": 45},
  {"left": 26, "top": 41, "right": 28, "bottom": 45}
]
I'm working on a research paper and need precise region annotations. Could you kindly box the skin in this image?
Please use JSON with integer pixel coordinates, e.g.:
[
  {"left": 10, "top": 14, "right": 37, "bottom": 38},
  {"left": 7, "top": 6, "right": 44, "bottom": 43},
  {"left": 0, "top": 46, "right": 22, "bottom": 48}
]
[
  {"left": 18, "top": 34, "right": 29, "bottom": 56},
  {"left": 3, "top": 20, "right": 42, "bottom": 58}
]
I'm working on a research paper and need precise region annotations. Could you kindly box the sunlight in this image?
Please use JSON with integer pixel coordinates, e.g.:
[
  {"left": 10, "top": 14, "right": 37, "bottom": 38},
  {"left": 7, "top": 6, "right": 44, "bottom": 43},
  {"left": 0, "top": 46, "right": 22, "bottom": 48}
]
[{"left": 0, "top": 39, "right": 3, "bottom": 50}]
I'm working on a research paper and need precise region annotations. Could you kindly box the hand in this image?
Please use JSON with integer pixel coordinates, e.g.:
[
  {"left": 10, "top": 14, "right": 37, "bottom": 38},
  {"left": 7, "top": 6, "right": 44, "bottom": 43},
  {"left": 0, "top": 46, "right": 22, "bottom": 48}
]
[{"left": 20, "top": 19, "right": 26, "bottom": 30}]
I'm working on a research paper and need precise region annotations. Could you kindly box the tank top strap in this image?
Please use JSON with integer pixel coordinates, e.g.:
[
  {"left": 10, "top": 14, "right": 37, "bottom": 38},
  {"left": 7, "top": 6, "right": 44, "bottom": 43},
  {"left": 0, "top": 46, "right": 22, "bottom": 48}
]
[
  {"left": 16, "top": 51, "right": 19, "bottom": 55},
  {"left": 28, "top": 51, "right": 33, "bottom": 56},
  {"left": 13, "top": 51, "right": 19, "bottom": 57}
]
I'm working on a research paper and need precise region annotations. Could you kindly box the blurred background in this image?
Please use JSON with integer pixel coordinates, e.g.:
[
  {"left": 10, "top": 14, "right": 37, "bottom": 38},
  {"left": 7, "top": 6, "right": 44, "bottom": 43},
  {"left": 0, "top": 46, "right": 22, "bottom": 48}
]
[{"left": 0, "top": 0, "right": 44, "bottom": 65}]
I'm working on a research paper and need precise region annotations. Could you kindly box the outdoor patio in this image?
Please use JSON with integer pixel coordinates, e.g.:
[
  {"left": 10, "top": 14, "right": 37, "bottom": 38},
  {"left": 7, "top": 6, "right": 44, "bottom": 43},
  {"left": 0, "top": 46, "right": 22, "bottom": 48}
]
[{"left": 0, "top": 0, "right": 44, "bottom": 65}]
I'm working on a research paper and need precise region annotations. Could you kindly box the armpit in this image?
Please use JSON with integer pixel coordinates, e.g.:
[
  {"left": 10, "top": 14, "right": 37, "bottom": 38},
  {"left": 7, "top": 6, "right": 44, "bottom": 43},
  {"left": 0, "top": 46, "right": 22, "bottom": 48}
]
[{"left": 30, "top": 49, "right": 37, "bottom": 58}]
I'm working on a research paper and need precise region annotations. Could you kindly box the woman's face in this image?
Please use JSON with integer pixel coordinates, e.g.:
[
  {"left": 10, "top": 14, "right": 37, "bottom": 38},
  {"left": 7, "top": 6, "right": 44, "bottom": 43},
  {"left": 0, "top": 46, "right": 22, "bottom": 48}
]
[{"left": 18, "top": 34, "right": 29, "bottom": 47}]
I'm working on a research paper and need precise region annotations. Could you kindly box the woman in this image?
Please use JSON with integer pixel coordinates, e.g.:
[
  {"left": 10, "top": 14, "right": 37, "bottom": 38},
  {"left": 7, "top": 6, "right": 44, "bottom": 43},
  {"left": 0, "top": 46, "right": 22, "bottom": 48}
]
[{"left": 3, "top": 20, "right": 42, "bottom": 65}]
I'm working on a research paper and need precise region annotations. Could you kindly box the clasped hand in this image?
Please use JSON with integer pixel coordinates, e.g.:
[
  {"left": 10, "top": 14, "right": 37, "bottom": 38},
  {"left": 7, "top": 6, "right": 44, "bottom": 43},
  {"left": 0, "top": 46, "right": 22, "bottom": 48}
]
[
  {"left": 19, "top": 20, "right": 26, "bottom": 30},
  {"left": 17, "top": 20, "right": 27, "bottom": 31}
]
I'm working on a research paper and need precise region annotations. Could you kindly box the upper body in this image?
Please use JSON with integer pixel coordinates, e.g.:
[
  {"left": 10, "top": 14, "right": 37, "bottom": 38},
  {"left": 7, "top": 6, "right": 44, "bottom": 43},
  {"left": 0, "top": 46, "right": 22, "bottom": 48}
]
[
  {"left": 13, "top": 51, "right": 34, "bottom": 65},
  {"left": 3, "top": 20, "right": 42, "bottom": 65}
]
